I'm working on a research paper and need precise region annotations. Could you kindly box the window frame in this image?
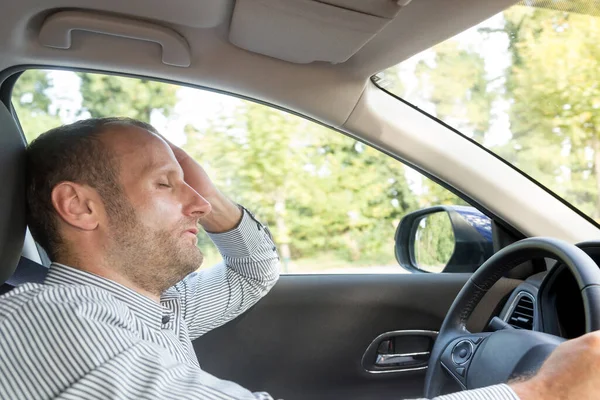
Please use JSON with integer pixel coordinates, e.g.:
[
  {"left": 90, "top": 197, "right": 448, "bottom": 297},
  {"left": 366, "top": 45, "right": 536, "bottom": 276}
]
[{"left": 3, "top": 66, "right": 526, "bottom": 274}]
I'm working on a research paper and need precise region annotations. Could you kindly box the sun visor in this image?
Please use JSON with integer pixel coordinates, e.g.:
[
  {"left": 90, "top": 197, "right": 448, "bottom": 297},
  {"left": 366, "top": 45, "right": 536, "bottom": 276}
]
[
  {"left": 322, "top": 0, "right": 404, "bottom": 18},
  {"left": 228, "top": 0, "right": 407, "bottom": 64}
]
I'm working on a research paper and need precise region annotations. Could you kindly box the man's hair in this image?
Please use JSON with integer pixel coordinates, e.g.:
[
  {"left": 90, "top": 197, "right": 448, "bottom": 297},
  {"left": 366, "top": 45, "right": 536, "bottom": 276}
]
[{"left": 26, "top": 117, "right": 157, "bottom": 260}]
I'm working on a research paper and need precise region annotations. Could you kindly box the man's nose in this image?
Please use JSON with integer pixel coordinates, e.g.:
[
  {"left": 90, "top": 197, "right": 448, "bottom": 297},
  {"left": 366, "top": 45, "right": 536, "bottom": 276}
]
[{"left": 182, "top": 184, "right": 212, "bottom": 217}]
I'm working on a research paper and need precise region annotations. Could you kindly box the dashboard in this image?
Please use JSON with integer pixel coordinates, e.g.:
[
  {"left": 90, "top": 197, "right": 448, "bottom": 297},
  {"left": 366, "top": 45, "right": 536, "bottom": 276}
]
[{"left": 497, "top": 242, "right": 600, "bottom": 339}]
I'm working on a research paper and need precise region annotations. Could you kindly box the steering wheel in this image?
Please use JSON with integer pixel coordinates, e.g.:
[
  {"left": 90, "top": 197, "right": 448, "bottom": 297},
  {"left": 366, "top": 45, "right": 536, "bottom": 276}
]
[{"left": 424, "top": 237, "right": 600, "bottom": 397}]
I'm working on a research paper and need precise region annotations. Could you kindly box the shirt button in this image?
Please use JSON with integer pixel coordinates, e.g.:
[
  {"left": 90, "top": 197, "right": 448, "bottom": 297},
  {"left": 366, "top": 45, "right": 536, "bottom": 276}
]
[{"left": 161, "top": 315, "right": 170, "bottom": 324}]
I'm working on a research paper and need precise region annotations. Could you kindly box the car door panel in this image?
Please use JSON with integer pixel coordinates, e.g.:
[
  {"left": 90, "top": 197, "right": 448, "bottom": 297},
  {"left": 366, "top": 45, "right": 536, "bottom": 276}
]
[{"left": 193, "top": 274, "right": 520, "bottom": 400}]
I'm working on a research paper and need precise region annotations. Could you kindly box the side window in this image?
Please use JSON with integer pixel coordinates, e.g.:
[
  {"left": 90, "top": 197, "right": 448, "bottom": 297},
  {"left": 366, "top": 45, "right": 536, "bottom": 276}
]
[{"left": 13, "top": 69, "right": 493, "bottom": 274}]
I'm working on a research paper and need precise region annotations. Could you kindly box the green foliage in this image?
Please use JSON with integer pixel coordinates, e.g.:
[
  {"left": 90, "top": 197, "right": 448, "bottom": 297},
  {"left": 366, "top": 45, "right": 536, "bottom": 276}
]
[
  {"left": 407, "top": 40, "right": 486, "bottom": 208},
  {"left": 78, "top": 73, "right": 177, "bottom": 122},
  {"left": 416, "top": 40, "right": 494, "bottom": 143},
  {"left": 184, "top": 102, "right": 420, "bottom": 265},
  {"left": 12, "top": 70, "right": 61, "bottom": 141},
  {"left": 414, "top": 212, "right": 455, "bottom": 272},
  {"left": 500, "top": 5, "right": 600, "bottom": 220},
  {"left": 381, "top": 1, "right": 600, "bottom": 223}
]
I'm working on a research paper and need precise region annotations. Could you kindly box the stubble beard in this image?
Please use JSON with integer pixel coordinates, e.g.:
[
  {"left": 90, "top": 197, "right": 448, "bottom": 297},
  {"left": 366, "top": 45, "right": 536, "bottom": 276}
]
[{"left": 105, "top": 198, "right": 204, "bottom": 297}]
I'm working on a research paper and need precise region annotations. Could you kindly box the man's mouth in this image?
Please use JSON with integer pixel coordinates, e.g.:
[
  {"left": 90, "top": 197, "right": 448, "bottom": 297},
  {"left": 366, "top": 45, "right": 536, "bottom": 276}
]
[{"left": 185, "top": 227, "right": 199, "bottom": 236}]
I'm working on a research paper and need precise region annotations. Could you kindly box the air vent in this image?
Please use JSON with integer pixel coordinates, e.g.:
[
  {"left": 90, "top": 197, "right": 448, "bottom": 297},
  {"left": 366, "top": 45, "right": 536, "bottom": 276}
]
[{"left": 506, "top": 293, "right": 535, "bottom": 330}]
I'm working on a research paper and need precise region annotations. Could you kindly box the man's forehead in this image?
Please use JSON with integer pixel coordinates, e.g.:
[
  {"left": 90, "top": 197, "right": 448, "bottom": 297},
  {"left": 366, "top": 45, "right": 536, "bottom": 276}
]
[
  {"left": 102, "top": 125, "right": 158, "bottom": 150},
  {"left": 101, "top": 125, "right": 175, "bottom": 173}
]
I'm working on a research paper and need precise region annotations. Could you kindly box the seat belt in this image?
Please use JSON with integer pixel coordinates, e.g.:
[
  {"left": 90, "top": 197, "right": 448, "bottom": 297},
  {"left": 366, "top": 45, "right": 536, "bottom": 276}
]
[{"left": 5, "top": 256, "right": 48, "bottom": 287}]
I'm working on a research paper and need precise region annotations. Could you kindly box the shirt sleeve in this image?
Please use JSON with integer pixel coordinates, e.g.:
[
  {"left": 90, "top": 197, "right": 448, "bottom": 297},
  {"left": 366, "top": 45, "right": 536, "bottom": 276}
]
[
  {"left": 411, "top": 384, "right": 520, "bottom": 400},
  {"left": 174, "top": 208, "right": 280, "bottom": 340}
]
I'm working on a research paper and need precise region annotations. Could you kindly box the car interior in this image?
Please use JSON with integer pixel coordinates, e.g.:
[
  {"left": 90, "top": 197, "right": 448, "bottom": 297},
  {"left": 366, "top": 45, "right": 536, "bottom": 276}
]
[{"left": 2, "top": 0, "right": 600, "bottom": 399}]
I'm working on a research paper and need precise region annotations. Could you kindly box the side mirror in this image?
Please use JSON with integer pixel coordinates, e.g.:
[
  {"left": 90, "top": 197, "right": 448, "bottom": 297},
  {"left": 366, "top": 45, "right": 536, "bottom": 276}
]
[{"left": 395, "top": 206, "right": 493, "bottom": 273}]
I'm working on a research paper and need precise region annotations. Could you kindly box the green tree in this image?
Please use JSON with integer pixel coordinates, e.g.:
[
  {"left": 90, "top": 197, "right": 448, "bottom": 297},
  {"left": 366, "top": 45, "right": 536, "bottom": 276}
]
[
  {"left": 414, "top": 211, "right": 455, "bottom": 271},
  {"left": 406, "top": 41, "right": 489, "bottom": 207},
  {"left": 500, "top": 5, "right": 600, "bottom": 219},
  {"left": 185, "top": 101, "right": 419, "bottom": 269},
  {"left": 415, "top": 40, "right": 495, "bottom": 143},
  {"left": 12, "top": 70, "right": 61, "bottom": 141},
  {"left": 78, "top": 73, "right": 177, "bottom": 122},
  {"left": 184, "top": 103, "right": 308, "bottom": 270}
]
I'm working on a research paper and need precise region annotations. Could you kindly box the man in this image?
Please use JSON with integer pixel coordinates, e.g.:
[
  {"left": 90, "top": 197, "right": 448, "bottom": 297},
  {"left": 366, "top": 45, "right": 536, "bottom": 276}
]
[{"left": 0, "top": 117, "right": 598, "bottom": 400}]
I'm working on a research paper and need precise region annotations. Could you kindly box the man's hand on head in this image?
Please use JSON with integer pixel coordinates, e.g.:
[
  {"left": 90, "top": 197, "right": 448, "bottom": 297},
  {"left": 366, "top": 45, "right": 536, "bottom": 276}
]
[
  {"left": 509, "top": 331, "right": 600, "bottom": 400},
  {"left": 163, "top": 138, "right": 242, "bottom": 233}
]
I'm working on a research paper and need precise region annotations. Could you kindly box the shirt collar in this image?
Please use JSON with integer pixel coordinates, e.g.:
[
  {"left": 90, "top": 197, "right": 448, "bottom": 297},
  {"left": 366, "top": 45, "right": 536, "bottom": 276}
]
[{"left": 45, "top": 263, "right": 172, "bottom": 330}]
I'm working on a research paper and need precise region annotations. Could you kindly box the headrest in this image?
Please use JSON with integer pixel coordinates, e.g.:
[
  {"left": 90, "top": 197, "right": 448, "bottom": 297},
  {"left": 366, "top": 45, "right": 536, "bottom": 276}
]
[{"left": 0, "top": 103, "right": 26, "bottom": 284}]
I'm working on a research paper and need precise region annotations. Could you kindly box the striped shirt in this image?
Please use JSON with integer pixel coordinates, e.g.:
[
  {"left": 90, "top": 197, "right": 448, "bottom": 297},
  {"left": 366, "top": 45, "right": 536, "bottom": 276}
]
[{"left": 0, "top": 208, "right": 518, "bottom": 400}]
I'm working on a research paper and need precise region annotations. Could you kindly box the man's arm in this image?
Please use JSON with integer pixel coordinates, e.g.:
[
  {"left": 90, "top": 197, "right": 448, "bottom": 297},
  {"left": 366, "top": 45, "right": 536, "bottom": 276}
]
[
  {"left": 163, "top": 141, "right": 280, "bottom": 339},
  {"left": 417, "top": 384, "right": 518, "bottom": 400},
  {"left": 172, "top": 206, "right": 280, "bottom": 339}
]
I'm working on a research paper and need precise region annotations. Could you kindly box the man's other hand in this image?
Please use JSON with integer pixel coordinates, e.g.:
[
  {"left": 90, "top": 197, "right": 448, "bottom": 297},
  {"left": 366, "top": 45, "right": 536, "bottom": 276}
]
[
  {"left": 510, "top": 331, "right": 600, "bottom": 399},
  {"left": 162, "top": 137, "right": 242, "bottom": 233},
  {"left": 165, "top": 139, "right": 220, "bottom": 202}
]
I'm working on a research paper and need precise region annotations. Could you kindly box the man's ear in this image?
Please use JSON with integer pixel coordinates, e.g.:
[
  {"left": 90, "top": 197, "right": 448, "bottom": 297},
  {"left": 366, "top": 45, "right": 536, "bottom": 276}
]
[{"left": 51, "top": 182, "right": 102, "bottom": 231}]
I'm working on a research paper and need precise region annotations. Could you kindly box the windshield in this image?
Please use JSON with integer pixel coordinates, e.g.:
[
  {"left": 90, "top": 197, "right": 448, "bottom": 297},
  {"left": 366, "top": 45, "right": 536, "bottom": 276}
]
[{"left": 375, "top": 0, "right": 600, "bottom": 223}]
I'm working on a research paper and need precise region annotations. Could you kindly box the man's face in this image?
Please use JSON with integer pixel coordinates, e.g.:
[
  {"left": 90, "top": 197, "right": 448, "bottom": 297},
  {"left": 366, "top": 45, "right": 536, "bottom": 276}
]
[{"left": 101, "top": 126, "right": 210, "bottom": 294}]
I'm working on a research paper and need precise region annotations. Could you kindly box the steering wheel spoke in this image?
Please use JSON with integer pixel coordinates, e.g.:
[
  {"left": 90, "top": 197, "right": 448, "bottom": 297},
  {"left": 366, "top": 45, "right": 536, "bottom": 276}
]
[{"left": 439, "top": 334, "right": 490, "bottom": 389}]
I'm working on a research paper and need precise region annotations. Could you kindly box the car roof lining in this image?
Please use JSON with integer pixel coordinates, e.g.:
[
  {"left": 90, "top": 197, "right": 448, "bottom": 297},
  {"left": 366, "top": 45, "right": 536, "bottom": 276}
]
[{"left": 0, "top": 0, "right": 517, "bottom": 128}]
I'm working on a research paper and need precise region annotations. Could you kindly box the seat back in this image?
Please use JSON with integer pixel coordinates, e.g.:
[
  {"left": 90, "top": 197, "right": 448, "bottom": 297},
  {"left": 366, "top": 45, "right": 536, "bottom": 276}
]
[{"left": 0, "top": 102, "right": 26, "bottom": 284}]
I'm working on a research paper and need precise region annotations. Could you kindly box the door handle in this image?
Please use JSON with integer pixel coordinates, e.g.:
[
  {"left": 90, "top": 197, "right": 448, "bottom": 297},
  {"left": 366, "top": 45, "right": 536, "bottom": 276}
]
[
  {"left": 375, "top": 351, "right": 430, "bottom": 366},
  {"left": 362, "top": 330, "right": 438, "bottom": 374}
]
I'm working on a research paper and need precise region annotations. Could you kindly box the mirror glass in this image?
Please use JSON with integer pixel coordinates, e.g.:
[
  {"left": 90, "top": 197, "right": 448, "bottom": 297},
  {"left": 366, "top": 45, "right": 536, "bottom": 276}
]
[{"left": 413, "top": 211, "right": 455, "bottom": 273}]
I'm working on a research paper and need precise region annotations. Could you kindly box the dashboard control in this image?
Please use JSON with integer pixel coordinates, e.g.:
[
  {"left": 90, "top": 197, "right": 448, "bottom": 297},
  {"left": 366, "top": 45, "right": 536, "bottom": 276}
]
[
  {"left": 451, "top": 340, "right": 473, "bottom": 365},
  {"left": 440, "top": 334, "right": 489, "bottom": 389}
]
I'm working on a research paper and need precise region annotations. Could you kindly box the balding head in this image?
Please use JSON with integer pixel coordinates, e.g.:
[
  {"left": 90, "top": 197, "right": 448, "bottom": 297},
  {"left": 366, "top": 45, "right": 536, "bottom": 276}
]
[
  {"left": 26, "top": 118, "right": 151, "bottom": 259},
  {"left": 26, "top": 117, "right": 206, "bottom": 298}
]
